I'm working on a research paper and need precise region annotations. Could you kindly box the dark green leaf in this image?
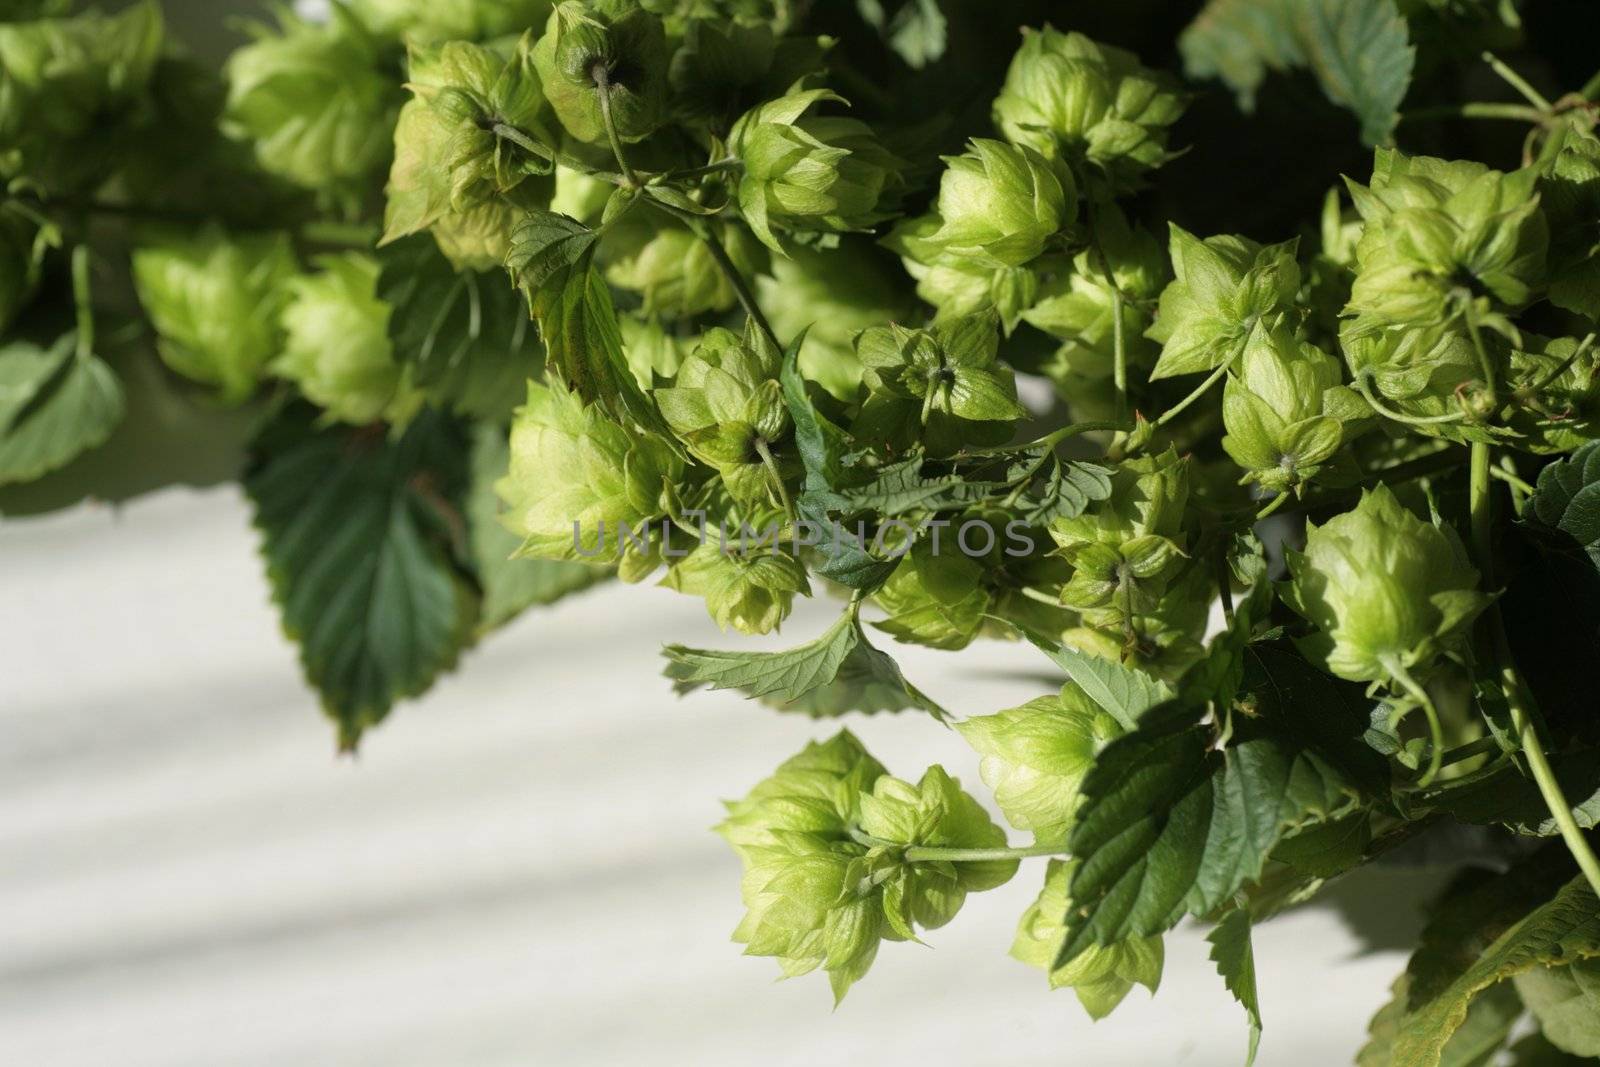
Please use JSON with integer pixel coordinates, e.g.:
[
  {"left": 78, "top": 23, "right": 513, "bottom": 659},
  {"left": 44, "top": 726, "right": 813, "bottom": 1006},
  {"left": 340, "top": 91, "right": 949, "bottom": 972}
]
[
  {"left": 1416, "top": 751, "right": 1600, "bottom": 838},
  {"left": 245, "top": 405, "right": 477, "bottom": 749},
  {"left": 377, "top": 234, "right": 543, "bottom": 421},
  {"left": 1529, "top": 441, "right": 1600, "bottom": 570},
  {"left": 1208, "top": 908, "right": 1263, "bottom": 1067}
]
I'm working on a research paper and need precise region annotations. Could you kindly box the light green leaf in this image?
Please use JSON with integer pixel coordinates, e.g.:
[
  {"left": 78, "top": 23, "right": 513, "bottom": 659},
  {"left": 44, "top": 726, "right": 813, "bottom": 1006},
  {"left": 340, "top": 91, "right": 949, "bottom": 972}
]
[
  {"left": 245, "top": 406, "right": 478, "bottom": 749},
  {"left": 467, "top": 421, "right": 603, "bottom": 633},
  {"left": 0, "top": 336, "right": 125, "bottom": 487},
  {"left": 1179, "top": 0, "right": 1415, "bottom": 146},
  {"left": 1014, "top": 625, "right": 1172, "bottom": 731},
  {"left": 1208, "top": 908, "right": 1262, "bottom": 1067},
  {"left": 663, "top": 605, "right": 945, "bottom": 719}
]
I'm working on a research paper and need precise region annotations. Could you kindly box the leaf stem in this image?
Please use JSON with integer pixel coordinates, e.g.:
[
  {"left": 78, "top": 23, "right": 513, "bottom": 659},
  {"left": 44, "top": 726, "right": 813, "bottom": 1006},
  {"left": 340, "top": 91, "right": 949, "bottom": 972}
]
[
  {"left": 1468, "top": 439, "right": 1600, "bottom": 898},
  {"left": 1352, "top": 370, "right": 1467, "bottom": 426},
  {"left": 1463, "top": 305, "right": 1499, "bottom": 411},
  {"left": 491, "top": 123, "right": 551, "bottom": 165},
  {"left": 1151, "top": 351, "right": 1235, "bottom": 432},
  {"left": 903, "top": 842, "right": 1069, "bottom": 863},
  {"left": 1482, "top": 51, "right": 1553, "bottom": 111},
  {"left": 753, "top": 436, "right": 796, "bottom": 524},
  {"left": 1402, "top": 102, "right": 1550, "bottom": 125},
  {"left": 591, "top": 66, "right": 639, "bottom": 189},
  {"left": 1385, "top": 658, "right": 1445, "bottom": 787},
  {"left": 70, "top": 245, "right": 93, "bottom": 361}
]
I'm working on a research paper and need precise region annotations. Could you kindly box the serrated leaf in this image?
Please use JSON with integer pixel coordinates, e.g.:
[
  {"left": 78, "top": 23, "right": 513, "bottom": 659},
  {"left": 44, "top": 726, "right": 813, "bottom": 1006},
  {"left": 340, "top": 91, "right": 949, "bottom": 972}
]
[
  {"left": 1017, "top": 456, "right": 1116, "bottom": 526},
  {"left": 831, "top": 455, "right": 993, "bottom": 516},
  {"left": 377, "top": 234, "right": 543, "bottom": 421},
  {"left": 1014, "top": 625, "right": 1172, "bottom": 731},
  {"left": 1180, "top": 0, "right": 1415, "bottom": 146},
  {"left": 466, "top": 421, "right": 603, "bottom": 633},
  {"left": 1529, "top": 441, "right": 1600, "bottom": 571},
  {"left": 1391, "top": 858, "right": 1600, "bottom": 1067},
  {"left": 1208, "top": 908, "right": 1262, "bottom": 1067},
  {"left": 663, "top": 606, "right": 945, "bottom": 719},
  {"left": 1059, "top": 644, "right": 1384, "bottom": 965},
  {"left": 505, "top": 210, "right": 667, "bottom": 437},
  {"left": 245, "top": 406, "right": 477, "bottom": 749},
  {"left": 1416, "top": 750, "right": 1600, "bottom": 838},
  {"left": 0, "top": 335, "right": 124, "bottom": 487},
  {"left": 1361, "top": 976, "right": 1523, "bottom": 1067}
]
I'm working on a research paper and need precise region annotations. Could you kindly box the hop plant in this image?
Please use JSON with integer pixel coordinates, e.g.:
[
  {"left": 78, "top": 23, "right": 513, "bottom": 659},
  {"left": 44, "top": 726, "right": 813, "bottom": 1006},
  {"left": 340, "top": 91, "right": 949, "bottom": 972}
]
[
  {"left": 991, "top": 26, "right": 1185, "bottom": 191},
  {"left": 1343, "top": 148, "right": 1548, "bottom": 337},
  {"left": 1282, "top": 485, "right": 1489, "bottom": 685},
  {"left": 921, "top": 139, "right": 1073, "bottom": 268},
  {"left": 728, "top": 86, "right": 906, "bottom": 252},
  {"left": 131, "top": 227, "right": 300, "bottom": 404},
  {"left": 273, "top": 253, "right": 422, "bottom": 426},
  {"left": 660, "top": 533, "right": 809, "bottom": 634}
]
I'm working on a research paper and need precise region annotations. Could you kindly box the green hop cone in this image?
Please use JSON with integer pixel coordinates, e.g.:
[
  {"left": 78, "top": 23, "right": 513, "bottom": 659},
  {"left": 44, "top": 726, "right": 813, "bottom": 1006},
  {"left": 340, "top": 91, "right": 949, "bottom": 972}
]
[
  {"left": 660, "top": 534, "right": 810, "bottom": 635},
  {"left": 883, "top": 210, "right": 1042, "bottom": 332},
  {"left": 1503, "top": 333, "right": 1600, "bottom": 452},
  {"left": 1050, "top": 445, "right": 1189, "bottom": 551},
  {"left": 382, "top": 34, "right": 554, "bottom": 251},
  {"left": 654, "top": 323, "right": 796, "bottom": 508},
  {"left": 273, "top": 253, "right": 424, "bottom": 426},
  {"left": 873, "top": 538, "right": 991, "bottom": 651},
  {"left": 1542, "top": 130, "right": 1600, "bottom": 319},
  {"left": 531, "top": 0, "right": 669, "bottom": 145},
  {"left": 223, "top": 7, "right": 398, "bottom": 194},
  {"left": 617, "top": 315, "right": 692, "bottom": 390},
  {"left": 728, "top": 86, "right": 906, "bottom": 253},
  {"left": 496, "top": 376, "right": 682, "bottom": 562},
  {"left": 604, "top": 218, "right": 767, "bottom": 319},
  {"left": 956, "top": 683, "right": 1124, "bottom": 845},
  {"left": 131, "top": 226, "right": 300, "bottom": 405},
  {"left": 345, "top": 0, "right": 553, "bottom": 43},
  {"left": 1221, "top": 320, "right": 1366, "bottom": 496},
  {"left": 1147, "top": 224, "right": 1300, "bottom": 379},
  {"left": 992, "top": 27, "right": 1185, "bottom": 192},
  {"left": 1344, "top": 148, "right": 1547, "bottom": 337},
  {"left": 854, "top": 310, "right": 1026, "bottom": 454},
  {"left": 716, "top": 730, "right": 885, "bottom": 858},
  {"left": 756, "top": 240, "right": 916, "bottom": 402},
  {"left": 1282, "top": 484, "right": 1490, "bottom": 685},
  {"left": 923, "top": 138, "right": 1073, "bottom": 269},
  {"left": 1011, "top": 859, "right": 1164, "bottom": 1019}
]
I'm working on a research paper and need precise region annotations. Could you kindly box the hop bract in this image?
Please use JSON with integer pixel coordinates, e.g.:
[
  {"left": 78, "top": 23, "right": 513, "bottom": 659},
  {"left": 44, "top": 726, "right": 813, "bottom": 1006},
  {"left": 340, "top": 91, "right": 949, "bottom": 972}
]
[
  {"left": 1148, "top": 225, "right": 1300, "bottom": 379},
  {"left": 1283, "top": 485, "right": 1489, "bottom": 684},
  {"left": 992, "top": 27, "right": 1185, "bottom": 191},
  {"left": 132, "top": 227, "right": 300, "bottom": 404},
  {"left": 729, "top": 86, "right": 905, "bottom": 252},
  {"left": 1344, "top": 149, "right": 1547, "bottom": 336},
  {"left": 496, "top": 376, "right": 682, "bottom": 562}
]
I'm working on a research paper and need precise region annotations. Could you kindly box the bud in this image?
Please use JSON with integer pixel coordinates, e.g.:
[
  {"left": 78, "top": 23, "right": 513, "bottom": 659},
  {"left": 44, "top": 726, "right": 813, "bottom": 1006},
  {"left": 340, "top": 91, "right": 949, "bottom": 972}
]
[
  {"left": 654, "top": 324, "right": 795, "bottom": 507},
  {"left": 273, "top": 253, "right": 424, "bottom": 425},
  {"left": 660, "top": 536, "right": 810, "bottom": 635},
  {"left": 1147, "top": 224, "right": 1300, "bottom": 379},
  {"left": 131, "top": 226, "right": 300, "bottom": 404},
  {"left": 923, "top": 139, "right": 1073, "bottom": 268},
  {"left": 729, "top": 87, "right": 906, "bottom": 252},
  {"left": 1282, "top": 485, "right": 1490, "bottom": 684},
  {"left": 992, "top": 28, "right": 1185, "bottom": 191},
  {"left": 1221, "top": 321, "right": 1362, "bottom": 495},
  {"left": 1011, "top": 859, "right": 1164, "bottom": 1019},
  {"left": 955, "top": 683, "right": 1122, "bottom": 845},
  {"left": 495, "top": 376, "right": 682, "bottom": 562},
  {"left": 857, "top": 310, "right": 1026, "bottom": 428},
  {"left": 428, "top": 195, "right": 536, "bottom": 271},
  {"left": 345, "top": 0, "right": 553, "bottom": 43},
  {"left": 1344, "top": 148, "right": 1547, "bottom": 336},
  {"left": 224, "top": 7, "right": 396, "bottom": 192},
  {"left": 531, "top": 0, "right": 669, "bottom": 145}
]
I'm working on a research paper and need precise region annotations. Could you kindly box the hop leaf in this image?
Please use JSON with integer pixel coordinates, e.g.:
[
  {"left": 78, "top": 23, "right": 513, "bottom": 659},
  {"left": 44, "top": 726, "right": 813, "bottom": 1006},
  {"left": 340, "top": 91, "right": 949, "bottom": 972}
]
[
  {"left": 1010, "top": 859, "right": 1164, "bottom": 1019},
  {"left": 131, "top": 226, "right": 300, "bottom": 404},
  {"left": 1514, "top": 959, "right": 1600, "bottom": 1057},
  {"left": 496, "top": 376, "right": 681, "bottom": 562},
  {"left": 729, "top": 86, "right": 906, "bottom": 252},
  {"left": 1147, "top": 224, "right": 1300, "bottom": 380},
  {"left": 991, "top": 27, "right": 1185, "bottom": 192},
  {"left": 1282, "top": 484, "right": 1489, "bottom": 684},
  {"left": 273, "top": 253, "right": 423, "bottom": 426}
]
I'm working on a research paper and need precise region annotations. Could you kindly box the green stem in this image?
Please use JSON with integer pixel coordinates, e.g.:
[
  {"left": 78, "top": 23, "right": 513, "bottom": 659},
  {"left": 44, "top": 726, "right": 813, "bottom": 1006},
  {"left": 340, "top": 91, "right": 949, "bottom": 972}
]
[
  {"left": 1489, "top": 463, "right": 1535, "bottom": 497},
  {"left": 1018, "top": 585, "right": 1062, "bottom": 607},
  {"left": 491, "top": 123, "right": 552, "bottom": 166},
  {"left": 903, "top": 842, "right": 1069, "bottom": 863},
  {"left": 1385, "top": 658, "right": 1445, "bottom": 787},
  {"left": 591, "top": 67, "right": 639, "bottom": 188},
  {"left": 1151, "top": 348, "right": 1238, "bottom": 432},
  {"left": 1255, "top": 493, "right": 1289, "bottom": 520},
  {"left": 1438, "top": 735, "right": 1502, "bottom": 768},
  {"left": 659, "top": 159, "right": 742, "bottom": 183},
  {"left": 1402, "top": 102, "right": 1550, "bottom": 124},
  {"left": 1483, "top": 51, "right": 1553, "bottom": 111},
  {"left": 71, "top": 245, "right": 93, "bottom": 360},
  {"left": 649, "top": 198, "right": 779, "bottom": 349},
  {"left": 1463, "top": 305, "right": 1499, "bottom": 411},
  {"left": 1353, "top": 371, "right": 1467, "bottom": 426},
  {"left": 753, "top": 436, "right": 795, "bottom": 524},
  {"left": 1468, "top": 440, "right": 1600, "bottom": 898}
]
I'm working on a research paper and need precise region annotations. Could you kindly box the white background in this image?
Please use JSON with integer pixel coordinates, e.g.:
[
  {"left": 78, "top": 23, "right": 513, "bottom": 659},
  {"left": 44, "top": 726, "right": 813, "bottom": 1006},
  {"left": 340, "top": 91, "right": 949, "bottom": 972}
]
[{"left": 0, "top": 486, "right": 1448, "bottom": 1066}]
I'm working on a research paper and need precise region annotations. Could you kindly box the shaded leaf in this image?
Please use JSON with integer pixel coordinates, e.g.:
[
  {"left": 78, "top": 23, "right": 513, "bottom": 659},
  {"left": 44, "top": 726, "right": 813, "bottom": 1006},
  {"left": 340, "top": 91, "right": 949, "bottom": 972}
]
[
  {"left": 1208, "top": 908, "right": 1263, "bottom": 1067},
  {"left": 0, "top": 335, "right": 124, "bottom": 487}
]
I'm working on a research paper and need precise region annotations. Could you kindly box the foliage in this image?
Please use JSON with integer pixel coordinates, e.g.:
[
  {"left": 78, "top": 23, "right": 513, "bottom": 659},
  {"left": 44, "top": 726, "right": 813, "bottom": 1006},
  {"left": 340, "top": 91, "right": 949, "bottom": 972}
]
[{"left": 7, "top": 0, "right": 1600, "bottom": 1059}]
